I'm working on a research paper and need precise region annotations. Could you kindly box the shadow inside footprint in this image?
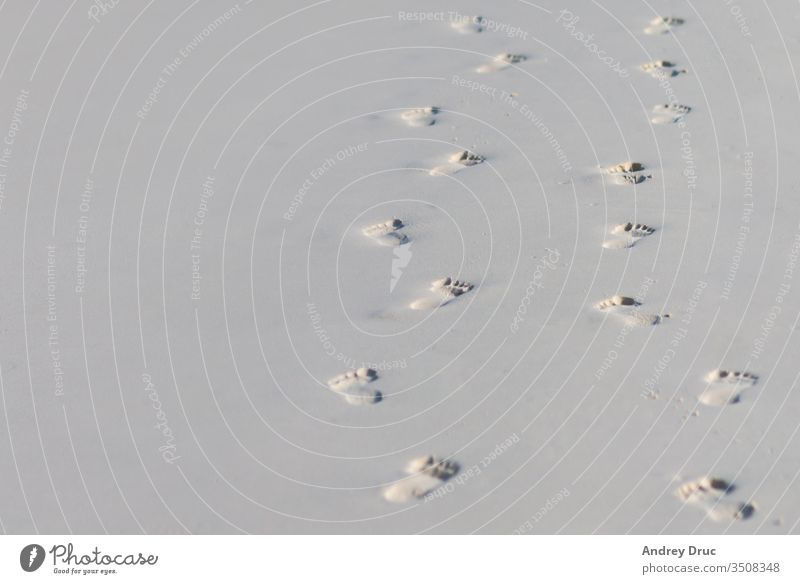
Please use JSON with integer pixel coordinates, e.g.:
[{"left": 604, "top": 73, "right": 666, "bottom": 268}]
[
  {"left": 344, "top": 387, "right": 382, "bottom": 405},
  {"left": 327, "top": 368, "right": 382, "bottom": 406},
  {"left": 411, "top": 277, "right": 474, "bottom": 310},
  {"left": 476, "top": 53, "right": 526, "bottom": 73},
  {"left": 677, "top": 477, "right": 754, "bottom": 522},
  {"left": 699, "top": 370, "right": 757, "bottom": 406},
  {"left": 401, "top": 107, "right": 439, "bottom": 127},
  {"left": 430, "top": 150, "right": 485, "bottom": 176},
  {"left": 383, "top": 455, "right": 460, "bottom": 503},
  {"left": 736, "top": 503, "right": 756, "bottom": 520}
]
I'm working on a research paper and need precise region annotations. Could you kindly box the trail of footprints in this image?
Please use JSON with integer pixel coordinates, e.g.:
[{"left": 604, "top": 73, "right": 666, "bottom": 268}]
[
  {"left": 326, "top": 13, "right": 760, "bottom": 518},
  {"left": 451, "top": 15, "right": 485, "bottom": 34},
  {"left": 331, "top": 76, "right": 480, "bottom": 414},
  {"left": 321, "top": 9, "right": 497, "bottom": 503},
  {"left": 639, "top": 58, "right": 692, "bottom": 125},
  {"left": 624, "top": 15, "right": 759, "bottom": 521}
]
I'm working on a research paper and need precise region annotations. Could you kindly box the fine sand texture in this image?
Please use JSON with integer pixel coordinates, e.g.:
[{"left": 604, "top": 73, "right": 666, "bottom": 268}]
[{"left": 0, "top": 0, "right": 798, "bottom": 535}]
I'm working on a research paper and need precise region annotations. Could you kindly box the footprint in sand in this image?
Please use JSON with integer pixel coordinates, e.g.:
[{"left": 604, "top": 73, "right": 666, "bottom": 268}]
[
  {"left": 640, "top": 60, "right": 687, "bottom": 79},
  {"left": 410, "top": 277, "right": 474, "bottom": 310},
  {"left": 677, "top": 477, "right": 755, "bottom": 522},
  {"left": 698, "top": 369, "right": 758, "bottom": 406},
  {"left": 363, "top": 219, "right": 409, "bottom": 247},
  {"left": 383, "top": 455, "right": 460, "bottom": 503},
  {"left": 476, "top": 53, "right": 526, "bottom": 74},
  {"left": 605, "top": 161, "right": 651, "bottom": 185},
  {"left": 327, "top": 367, "right": 382, "bottom": 405},
  {"left": 706, "top": 501, "right": 757, "bottom": 522},
  {"left": 429, "top": 149, "right": 485, "bottom": 176},
  {"left": 327, "top": 367, "right": 377, "bottom": 390},
  {"left": 651, "top": 103, "right": 692, "bottom": 125},
  {"left": 644, "top": 16, "right": 685, "bottom": 35},
  {"left": 678, "top": 477, "right": 733, "bottom": 501},
  {"left": 595, "top": 295, "right": 667, "bottom": 326},
  {"left": 401, "top": 106, "right": 439, "bottom": 127},
  {"left": 596, "top": 295, "right": 639, "bottom": 310},
  {"left": 601, "top": 238, "right": 636, "bottom": 250},
  {"left": 607, "top": 161, "right": 645, "bottom": 174},
  {"left": 603, "top": 222, "right": 656, "bottom": 249},
  {"left": 451, "top": 15, "right": 485, "bottom": 34}
]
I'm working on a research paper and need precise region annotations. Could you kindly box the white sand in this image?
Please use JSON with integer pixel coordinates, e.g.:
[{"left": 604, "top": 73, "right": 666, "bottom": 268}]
[{"left": 0, "top": 0, "right": 798, "bottom": 534}]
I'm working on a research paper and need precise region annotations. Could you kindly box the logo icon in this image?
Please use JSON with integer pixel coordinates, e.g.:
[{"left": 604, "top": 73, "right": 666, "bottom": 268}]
[{"left": 20, "top": 544, "right": 45, "bottom": 572}]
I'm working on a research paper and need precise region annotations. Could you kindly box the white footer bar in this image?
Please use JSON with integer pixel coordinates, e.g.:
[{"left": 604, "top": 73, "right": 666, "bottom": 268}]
[{"left": 0, "top": 535, "right": 796, "bottom": 583}]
